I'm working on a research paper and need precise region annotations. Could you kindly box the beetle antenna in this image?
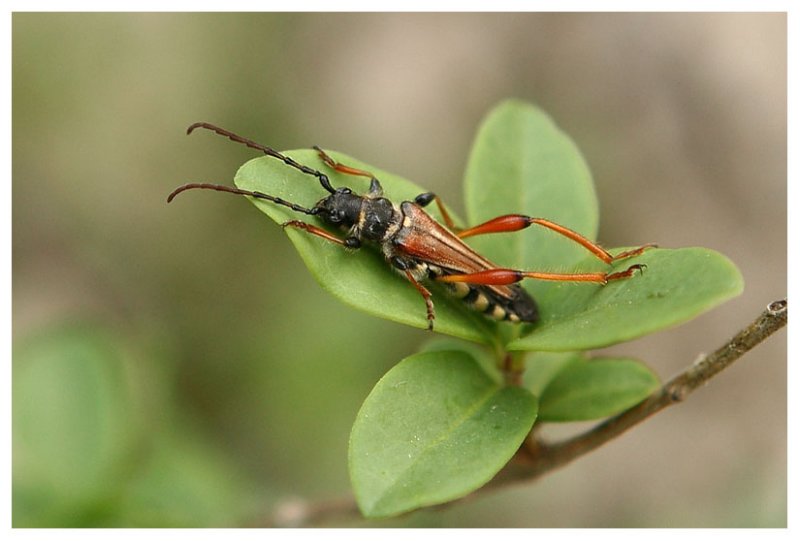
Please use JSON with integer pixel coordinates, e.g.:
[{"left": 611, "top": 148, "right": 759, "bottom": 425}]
[
  {"left": 167, "top": 183, "right": 319, "bottom": 216},
  {"left": 187, "top": 122, "right": 336, "bottom": 194}
]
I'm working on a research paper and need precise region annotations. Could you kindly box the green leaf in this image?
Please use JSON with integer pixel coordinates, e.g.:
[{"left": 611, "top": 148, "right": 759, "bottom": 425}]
[
  {"left": 418, "top": 336, "right": 501, "bottom": 384},
  {"left": 538, "top": 358, "right": 661, "bottom": 422},
  {"left": 464, "top": 99, "right": 599, "bottom": 281},
  {"left": 235, "top": 152, "right": 495, "bottom": 344},
  {"left": 463, "top": 101, "right": 743, "bottom": 350},
  {"left": 349, "top": 350, "right": 537, "bottom": 518},
  {"left": 522, "top": 351, "right": 584, "bottom": 397},
  {"left": 509, "top": 247, "right": 744, "bottom": 351}
]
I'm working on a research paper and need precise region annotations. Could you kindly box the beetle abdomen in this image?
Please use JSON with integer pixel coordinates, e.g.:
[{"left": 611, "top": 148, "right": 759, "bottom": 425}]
[{"left": 430, "top": 266, "right": 538, "bottom": 324}]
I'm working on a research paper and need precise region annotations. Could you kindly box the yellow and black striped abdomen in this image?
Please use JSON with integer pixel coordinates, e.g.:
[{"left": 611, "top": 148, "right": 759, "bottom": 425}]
[{"left": 428, "top": 265, "right": 539, "bottom": 323}]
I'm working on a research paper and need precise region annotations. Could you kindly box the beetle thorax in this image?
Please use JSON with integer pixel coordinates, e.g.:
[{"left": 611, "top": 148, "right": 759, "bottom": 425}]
[{"left": 358, "top": 197, "right": 401, "bottom": 242}]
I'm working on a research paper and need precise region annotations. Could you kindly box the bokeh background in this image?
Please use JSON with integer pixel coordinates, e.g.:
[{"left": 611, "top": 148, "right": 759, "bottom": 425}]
[{"left": 12, "top": 13, "right": 786, "bottom": 527}]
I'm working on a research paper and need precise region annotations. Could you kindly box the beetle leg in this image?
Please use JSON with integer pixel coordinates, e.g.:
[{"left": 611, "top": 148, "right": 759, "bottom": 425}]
[
  {"left": 437, "top": 264, "right": 647, "bottom": 286},
  {"left": 313, "top": 146, "right": 384, "bottom": 196},
  {"left": 282, "top": 220, "right": 361, "bottom": 248},
  {"left": 402, "top": 270, "right": 436, "bottom": 331},
  {"left": 456, "top": 214, "right": 656, "bottom": 264},
  {"left": 314, "top": 146, "right": 374, "bottom": 178},
  {"left": 413, "top": 192, "right": 460, "bottom": 233}
]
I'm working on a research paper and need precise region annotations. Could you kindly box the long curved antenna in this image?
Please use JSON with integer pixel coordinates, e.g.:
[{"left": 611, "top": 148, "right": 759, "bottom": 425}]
[
  {"left": 167, "top": 182, "right": 319, "bottom": 216},
  {"left": 187, "top": 122, "right": 336, "bottom": 194}
]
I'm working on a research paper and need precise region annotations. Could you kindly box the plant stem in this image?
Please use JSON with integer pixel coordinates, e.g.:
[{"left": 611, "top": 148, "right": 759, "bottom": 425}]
[
  {"left": 257, "top": 299, "right": 787, "bottom": 527},
  {"left": 501, "top": 351, "right": 526, "bottom": 386},
  {"left": 510, "top": 298, "right": 787, "bottom": 482}
]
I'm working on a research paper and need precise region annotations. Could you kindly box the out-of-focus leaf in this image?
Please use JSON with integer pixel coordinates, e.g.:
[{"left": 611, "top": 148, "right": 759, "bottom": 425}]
[{"left": 13, "top": 326, "right": 143, "bottom": 526}]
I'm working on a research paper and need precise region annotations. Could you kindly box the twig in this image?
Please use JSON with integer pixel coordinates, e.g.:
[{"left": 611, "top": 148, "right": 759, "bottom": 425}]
[
  {"left": 260, "top": 299, "right": 787, "bottom": 527},
  {"left": 506, "top": 298, "right": 788, "bottom": 483}
]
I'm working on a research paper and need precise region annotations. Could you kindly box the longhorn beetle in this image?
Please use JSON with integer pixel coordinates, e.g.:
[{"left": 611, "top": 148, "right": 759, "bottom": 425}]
[{"left": 168, "top": 123, "right": 654, "bottom": 330}]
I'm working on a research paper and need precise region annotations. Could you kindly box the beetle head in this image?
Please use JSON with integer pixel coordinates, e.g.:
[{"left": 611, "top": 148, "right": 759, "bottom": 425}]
[{"left": 313, "top": 187, "right": 363, "bottom": 228}]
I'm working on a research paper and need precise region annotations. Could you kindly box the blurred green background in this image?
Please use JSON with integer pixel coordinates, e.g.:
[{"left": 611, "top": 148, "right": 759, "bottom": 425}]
[{"left": 12, "top": 13, "right": 786, "bottom": 527}]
